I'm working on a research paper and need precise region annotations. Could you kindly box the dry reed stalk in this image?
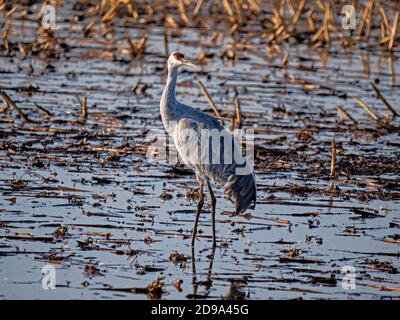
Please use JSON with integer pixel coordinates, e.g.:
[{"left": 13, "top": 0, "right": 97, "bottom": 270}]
[
  {"left": 232, "top": 0, "right": 243, "bottom": 26},
  {"left": 336, "top": 106, "right": 346, "bottom": 123},
  {"left": 380, "top": 35, "right": 391, "bottom": 46},
  {"left": 311, "top": 41, "right": 322, "bottom": 50},
  {"left": 196, "top": 78, "right": 223, "bottom": 121},
  {"left": 353, "top": 97, "right": 380, "bottom": 122},
  {"left": 275, "top": 25, "right": 285, "bottom": 39},
  {"left": 81, "top": 96, "right": 87, "bottom": 118},
  {"left": 281, "top": 52, "right": 288, "bottom": 66},
  {"left": 102, "top": 1, "right": 120, "bottom": 22},
  {"left": 378, "top": 5, "right": 391, "bottom": 33},
  {"left": 229, "top": 23, "right": 238, "bottom": 34},
  {"left": 126, "top": 2, "right": 139, "bottom": 20},
  {"left": 379, "top": 22, "right": 386, "bottom": 43},
  {"left": 311, "top": 25, "right": 324, "bottom": 43},
  {"left": 166, "top": 15, "right": 179, "bottom": 28},
  {"left": 280, "top": 31, "right": 291, "bottom": 41},
  {"left": 319, "top": 49, "right": 328, "bottom": 67},
  {"left": 323, "top": 1, "right": 330, "bottom": 43},
  {"left": 291, "top": 0, "right": 305, "bottom": 25},
  {"left": 0, "top": 90, "right": 30, "bottom": 122},
  {"left": 356, "top": 3, "right": 367, "bottom": 38},
  {"left": 131, "top": 80, "right": 140, "bottom": 93},
  {"left": 336, "top": 105, "right": 358, "bottom": 124},
  {"left": 272, "top": 7, "right": 283, "bottom": 29},
  {"left": 357, "top": 0, "right": 373, "bottom": 39},
  {"left": 234, "top": 97, "right": 241, "bottom": 128},
  {"left": 286, "top": 0, "right": 295, "bottom": 16},
  {"left": 222, "top": 0, "right": 235, "bottom": 24},
  {"left": 362, "top": 51, "right": 370, "bottom": 77},
  {"left": 315, "top": 0, "right": 325, "bottom": 11},
  {"left": 2, "top": 29, "right": 9, "bottom": 51},
  {"left": 279, "top": 0, "right": 285, "bottom": 18},
  {"left": 177, "top": 0, "right": 189, "bottom": 25},
  {"left": 364, "top": 283, "right": 400, "bottom": 292},
  {"left": 247, "top": 0, "right": 261, "bottom": 12},
  {"left": 306, "top": 8, "right": 316, "bottom": 32},
  {"left": 388, "top": 12, "right": 399, "bottom": 51},
  {"left": 84, "top": 19, "right": 98, "bottom": 35},
  {"left": 193, "top": 0, "right": 204, "bottom": 17},
  {"left": 125, "top": 36, "right": 146, "bottom": 57},
  {"left": 6, "top": 4, "right": 18, "bottom": 17},
  {"left": 330, "top": 137, "right": 336, "bottom": 177},
  {"left": 364, "top": 0, "right": 374, "bottom": 41},
  {"left": 370, "top": 81, "right": 398, "bottom": 117},
  {"left": 34, "top": 103, "right": 53, "bottom": 117}
]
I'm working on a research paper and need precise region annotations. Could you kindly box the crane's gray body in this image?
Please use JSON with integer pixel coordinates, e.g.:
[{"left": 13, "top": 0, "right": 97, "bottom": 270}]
[{"left": 160, "top": 64, "right": 256, "bottom": 214}]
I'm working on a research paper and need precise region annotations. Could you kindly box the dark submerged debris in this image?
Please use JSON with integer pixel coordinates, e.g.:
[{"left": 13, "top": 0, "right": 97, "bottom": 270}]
[
  {"left": 146, "top": 277, "right": 164, "bottom": 299},
  {"left": 53, "top": 225, "right": 68, "bottom": 239},
  {"left": 309, "top": 274, "right": 337, "bottom": 286},
  {"left": 143, "top": 236, "right": 155, "bottom": 244},
  {"left": 84, "top": 263, "right": 101, "bottom": 277},
  {"left": 172, "top": 279, "right": 183, "bottom": 292},
  {"left": 169, "top": 250, "right": 190, "bottom": 264},
  {"left": 365, "top": 258, "right": 398, "bottom": 274},
  {"left": 9, "top": 179, "right": 28, "bottom": 190}
]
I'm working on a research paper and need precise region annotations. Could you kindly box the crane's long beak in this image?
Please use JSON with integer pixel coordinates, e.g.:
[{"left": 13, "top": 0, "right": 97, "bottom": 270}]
[{"left": 182, "top": 58, "right": 198, "bottom": 69}]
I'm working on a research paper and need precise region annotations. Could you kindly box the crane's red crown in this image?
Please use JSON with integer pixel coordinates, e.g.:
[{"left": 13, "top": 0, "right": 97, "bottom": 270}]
[
  {"left": 172, "top": 52, "right": 184, "bottom": 60},
  {"left": 167, "top": 51, "right": 197, "bottom": 70}
]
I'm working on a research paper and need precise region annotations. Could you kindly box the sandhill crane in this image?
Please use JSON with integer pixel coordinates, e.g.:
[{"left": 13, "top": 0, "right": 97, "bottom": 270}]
[{"left": 160, "top": 51, "right": 256, "bottom": 247}]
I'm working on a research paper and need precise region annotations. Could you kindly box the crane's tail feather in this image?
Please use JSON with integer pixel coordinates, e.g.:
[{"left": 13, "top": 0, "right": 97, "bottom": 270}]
[{"left": 224, "top": 173, "right": 256, "bottom": 214}]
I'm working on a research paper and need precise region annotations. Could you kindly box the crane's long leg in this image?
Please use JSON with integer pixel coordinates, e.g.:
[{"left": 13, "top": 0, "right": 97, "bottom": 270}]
[
  {"left": 207, "top": 180, "right": 217, "bottom": 247},
  {"left": 191, "top": 246, "right": 198, "bottom": 296},
  {"left": 191, "top": 181, "right": 204, "bottom": 246}
]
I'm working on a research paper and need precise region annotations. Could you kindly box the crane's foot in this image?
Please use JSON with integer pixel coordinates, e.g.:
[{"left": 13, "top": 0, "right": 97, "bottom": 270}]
[{"left": 191, "top": 186, "right": 204, "bottom": 247}]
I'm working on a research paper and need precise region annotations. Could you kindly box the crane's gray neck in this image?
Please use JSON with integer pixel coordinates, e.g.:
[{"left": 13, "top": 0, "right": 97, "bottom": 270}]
[
  {"left": 160, "top": 66, "right": 178, "bottom": 131},
  {"left": 165, "top": 66, "right": 178, "bottom": 100}
]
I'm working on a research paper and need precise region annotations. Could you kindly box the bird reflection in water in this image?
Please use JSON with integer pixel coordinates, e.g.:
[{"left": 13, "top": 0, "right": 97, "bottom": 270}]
[{"left": 188, "top": 246, "right": 215, "bottom": 299}]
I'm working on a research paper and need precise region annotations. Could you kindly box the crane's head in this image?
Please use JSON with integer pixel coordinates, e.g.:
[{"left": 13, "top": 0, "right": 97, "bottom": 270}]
[{"left": 167, "top": 51, "right": 197, "bottom": 70}]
